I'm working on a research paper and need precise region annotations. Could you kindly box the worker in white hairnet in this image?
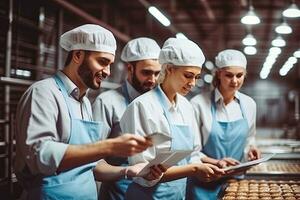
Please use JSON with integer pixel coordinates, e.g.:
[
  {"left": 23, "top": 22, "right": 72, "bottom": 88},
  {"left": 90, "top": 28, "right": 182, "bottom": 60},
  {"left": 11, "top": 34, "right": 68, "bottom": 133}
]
[
  {"left": 92, "top": 37, "right": 163, "bottom": 200},
  {"left": 119, "top": 38, "right": 225, "bottom": 199},
  {"left": 186, "top": 49, "right": 261, "bottom": 200},
  {"left": 14, "top": 24, "right": 161, "bottom": 200}
]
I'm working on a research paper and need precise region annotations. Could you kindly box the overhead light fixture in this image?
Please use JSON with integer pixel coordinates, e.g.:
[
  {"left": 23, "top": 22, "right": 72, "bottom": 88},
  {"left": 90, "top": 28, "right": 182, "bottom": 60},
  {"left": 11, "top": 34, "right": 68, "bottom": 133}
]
[
  {"left": 269, "top": 47, "right": 281, "bottom": 55},
  {"left": 204, "top": 74, "right": 213, "bottom": 83},
  {"left": 279, "top": 54, "right": 299, "bottom": 76},
  {"left": 244, "top": 46, "right": 257, "bottom": 55},
  {"left": 176, "top": 32, "right": 188, "bottom": 39},
  {"left": 242, "top": 34, "right": 257, "bottom": 45},
  {"left": 275, "top": 22, "right": 292, "bottom": 34},
  {"left": 205, "top": 61, "right": 214, "bottom": 70},
  {"left": 293, "top": 49, "right": 300, "bottom": 58},
  {"left": 148, "top": 6, "right": 171, "bottom": 27},
  {"left": 282, "top": 3, "right": 300, "bottom": 18},
  {"left": 271, "top": 36, "right": 286, "bottom": 47},
  {"left": 287, "top": 56, "right": 297, "bottom": 64},
  {"left": 241, "top": 5, "right": 261, "bottom": 25}
]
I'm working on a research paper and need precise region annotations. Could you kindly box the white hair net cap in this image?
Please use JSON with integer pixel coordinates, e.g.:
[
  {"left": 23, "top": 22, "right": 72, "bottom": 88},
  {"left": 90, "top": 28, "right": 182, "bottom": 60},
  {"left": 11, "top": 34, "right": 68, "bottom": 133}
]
[
  {"left": 60, "top": 24, "right": 117, "bottom": 55},
  {"left": 121, "top": 37, "right": 161, "bottom": 62},
  {"left": 158, "top": 38, "right": 205, "bottom": 68},
  {"left": 215, "top": 49, "right": 247, "bottom": 69}
]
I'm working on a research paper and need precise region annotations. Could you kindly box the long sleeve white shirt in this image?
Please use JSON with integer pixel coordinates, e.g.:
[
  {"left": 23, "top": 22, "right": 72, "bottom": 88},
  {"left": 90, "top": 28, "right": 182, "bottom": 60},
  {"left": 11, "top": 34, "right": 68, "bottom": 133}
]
[{"left": 120, "top": 85, "right": 201, "bottom": 187}]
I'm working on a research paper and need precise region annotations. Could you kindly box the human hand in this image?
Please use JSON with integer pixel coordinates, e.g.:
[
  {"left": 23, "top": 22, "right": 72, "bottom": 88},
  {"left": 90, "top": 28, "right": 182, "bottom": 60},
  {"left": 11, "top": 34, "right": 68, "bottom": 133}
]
[
  {"left": 247, "top": 146, "right": 261, "bottom": 161},
  {"left": 109, "top": 134, "right": 153, "bottom": 157},
  {"left": 143, "top": 164, "right": 167, "bottom": 181},
  {"left": 216, "top": 157, "right": 240, "bottom": 168},
  {"left": 194, "top": 163, "right": 225, "bottom": 182}
]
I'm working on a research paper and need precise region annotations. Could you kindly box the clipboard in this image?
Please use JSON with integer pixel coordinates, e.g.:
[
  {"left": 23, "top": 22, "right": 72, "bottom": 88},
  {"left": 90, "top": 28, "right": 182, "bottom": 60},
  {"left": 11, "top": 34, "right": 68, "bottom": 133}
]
[
  {"left": 223, "top": 153, "right": 276, "bottom": 172},
  {"left": 137, "top": 149, "right": 193, "bottom": 176}
]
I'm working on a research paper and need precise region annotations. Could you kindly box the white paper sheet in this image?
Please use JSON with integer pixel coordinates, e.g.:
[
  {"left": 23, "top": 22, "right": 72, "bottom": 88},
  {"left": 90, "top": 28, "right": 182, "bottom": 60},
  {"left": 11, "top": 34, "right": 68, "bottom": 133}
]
[{"left": 137, "top": 150, "right": 193, "bottom": 176}]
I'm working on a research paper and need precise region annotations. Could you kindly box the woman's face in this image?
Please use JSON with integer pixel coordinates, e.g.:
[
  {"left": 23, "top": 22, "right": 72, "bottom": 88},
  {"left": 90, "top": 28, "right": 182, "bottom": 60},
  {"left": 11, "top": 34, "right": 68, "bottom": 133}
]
[
  {"left": 217, "top": 66, "right": 246, "bottom": 93},
  {"left": 167, "top": 66, "right": 201, "bottom": 96}
]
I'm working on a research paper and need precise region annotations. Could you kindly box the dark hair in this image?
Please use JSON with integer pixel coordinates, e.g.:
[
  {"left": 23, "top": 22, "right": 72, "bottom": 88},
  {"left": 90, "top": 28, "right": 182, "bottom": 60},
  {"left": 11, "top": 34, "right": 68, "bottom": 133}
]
[
  {"left": 64, "top": 51, "right": 73, "bottom": 67},
  {"left": 128, "top": 61, "right": 137, "bottom": 68},
  {"left": 64, "top": 50, "right": 91, "bottom": 66},
  {"left": 212, "top": 73, "right": 220, "bottom": 88}
]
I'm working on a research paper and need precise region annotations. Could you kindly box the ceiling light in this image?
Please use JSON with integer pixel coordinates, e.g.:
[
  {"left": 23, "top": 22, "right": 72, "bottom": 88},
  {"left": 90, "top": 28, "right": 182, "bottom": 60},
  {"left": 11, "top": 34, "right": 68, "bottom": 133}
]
[
  {"left": 242, "top": 34, "right": 257, "bottom": 45},
  {"left": 275, "top": 22, "right": 292, "bottom": 34},
  {"left": 244, "top": 46, "right": 257, "bottom": 55},
  {"left": 282, "top": 3, "right": 300, "bottom": 18},
  {"left": 204, "top": 74, "right": 213, "bottom": 83},
  {"left": 287, "top": 56, "right": 297, "bottom": 64},
  {"left": 271, "top": 36, "right": 286, "bottom": 47},
  {"left": 269, "top": 47, "right": 281, "bottom": 55},
  {"left": 293, "top": 49, "right": 300, "bottom": 58},
  {"left": 205, "top": 61, "right": 214, "bottom": 70},
  {"left": 241, "top": 6, "right": 261, "bottom": 25},
  {"left": 176, "top": 32, "right": 188, "bottom": 39},
  {"left": 148, "top": 6, "right": 171, "bottom": 27},
  {"left": 260, "top": 70, "right": 269, "bottom": 79}
]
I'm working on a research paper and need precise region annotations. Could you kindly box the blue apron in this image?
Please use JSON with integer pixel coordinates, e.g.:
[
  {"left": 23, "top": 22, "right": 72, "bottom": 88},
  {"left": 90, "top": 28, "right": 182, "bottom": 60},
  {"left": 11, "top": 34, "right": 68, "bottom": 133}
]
[
  {"left": 125, "top": 86, "right": 194, "bottom": 200},
  {"left": 186, "top": 91, "right": 249, "bottom": 200},
  {"left": 27, "top": 75, "right": 103, "bottom": 200},
  {"left": 99, "top": 83, "right": 133, "bottom": 200}
]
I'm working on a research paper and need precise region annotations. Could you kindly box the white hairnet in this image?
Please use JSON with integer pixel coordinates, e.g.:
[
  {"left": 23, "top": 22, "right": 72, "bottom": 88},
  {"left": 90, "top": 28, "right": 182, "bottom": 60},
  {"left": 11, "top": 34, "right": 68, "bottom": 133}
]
[
  {"left": 215, "top": 49, "right": 247, "bottom": 69},
  {"left": 121, "top": 37, "right": 161, "bottom": 62},
  {"left": 158, "top": 38, "right": 205, "bottom": 68},
  {"left": 60, "top": 24, "right": 117, "bottom": 55}
]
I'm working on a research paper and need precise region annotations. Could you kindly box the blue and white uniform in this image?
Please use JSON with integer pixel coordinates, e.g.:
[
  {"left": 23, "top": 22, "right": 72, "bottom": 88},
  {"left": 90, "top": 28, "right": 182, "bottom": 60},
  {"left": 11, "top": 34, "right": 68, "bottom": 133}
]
[
  {"left": 92, "top": 81, "right": 140, "bottom": 200},
  {"left": 186, "top": 88, "right": 256, "bottom": 200},
  {"left": 120, "top": 85, "right": 202, "bottom": 200},
  {"left": 15, "top": 72, "right": 102, "bottom": 199}
]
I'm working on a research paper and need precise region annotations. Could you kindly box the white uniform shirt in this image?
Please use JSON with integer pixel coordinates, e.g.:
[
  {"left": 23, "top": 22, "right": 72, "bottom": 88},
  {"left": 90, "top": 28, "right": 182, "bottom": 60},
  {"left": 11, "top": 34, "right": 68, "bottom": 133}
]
[
  {"left": 92, "top": 81, "right": 140, "bottom": 139},
  {"left": 15, "top": 71, "right": 93, "bottom": 179},
  {"left": 120, "top": 85, "right": 201, "bottom": 186},
  {"left": 190, "top": 88, "right": 257, "bottom": 158}
]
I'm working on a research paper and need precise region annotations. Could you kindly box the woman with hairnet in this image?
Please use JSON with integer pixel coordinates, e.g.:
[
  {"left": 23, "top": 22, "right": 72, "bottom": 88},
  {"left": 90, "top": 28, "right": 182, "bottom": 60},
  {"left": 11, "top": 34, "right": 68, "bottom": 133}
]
[
  {"left": 186, "top": 49, "right": 261, "bottom": 200},
  {"left": 119, "top": 38, "right": 224, "bottom": 199}
]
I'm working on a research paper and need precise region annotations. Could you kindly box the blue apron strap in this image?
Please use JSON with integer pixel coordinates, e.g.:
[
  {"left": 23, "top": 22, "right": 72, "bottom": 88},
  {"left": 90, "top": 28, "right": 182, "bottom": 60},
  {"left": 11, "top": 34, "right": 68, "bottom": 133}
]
[
  {"left": 154, "top": 86, "right": 173, "bottom": 129},
  {"left": 121, "top": 83, "right": 131, "bottom": 106},
  {"left": 53, "top": 74, "right": 76, "bottom": 119},
  {"left": 210, "top": 91, "right": 217, "bottom": 119},
  {"left": 211, "top": 91, "right": 247, "bottom": 121},
  {"left": 237, "top": 96, "right": 247, "bottom": 121}
]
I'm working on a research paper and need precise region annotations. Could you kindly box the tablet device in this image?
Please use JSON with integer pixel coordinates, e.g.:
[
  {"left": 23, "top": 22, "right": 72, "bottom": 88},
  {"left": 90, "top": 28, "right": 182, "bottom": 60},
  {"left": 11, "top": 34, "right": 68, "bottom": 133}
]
[{"left": 223, "top": 153, "right": 276, "bottom": 172}]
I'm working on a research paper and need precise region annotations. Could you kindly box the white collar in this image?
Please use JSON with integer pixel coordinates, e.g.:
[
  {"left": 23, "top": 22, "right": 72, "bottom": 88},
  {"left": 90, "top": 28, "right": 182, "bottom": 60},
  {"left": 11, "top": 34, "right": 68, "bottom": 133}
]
[
  {"left": 158, "top": 85, "right": 179, "bottom": 111},
  {"left": 214, "top": 88, "right": 240, "bottom": 104}
]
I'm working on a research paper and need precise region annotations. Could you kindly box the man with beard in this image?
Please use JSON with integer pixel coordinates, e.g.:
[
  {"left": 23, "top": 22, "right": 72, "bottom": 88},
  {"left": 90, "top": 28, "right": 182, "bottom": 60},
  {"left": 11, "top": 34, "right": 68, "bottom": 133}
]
[
  {"left": 92, "top": 37, "right": 161, "bottom": 200},
  {"left": 14, "top": 25, "right": 163, "bottom": 200}
]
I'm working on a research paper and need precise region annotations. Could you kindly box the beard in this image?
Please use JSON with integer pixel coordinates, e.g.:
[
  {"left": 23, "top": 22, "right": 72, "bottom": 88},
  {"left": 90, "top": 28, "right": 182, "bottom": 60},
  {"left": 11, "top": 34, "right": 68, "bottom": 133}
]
[
  {"left": 77, "top": 59, "right": 99, "bottom": 90},
  {"left": 131, "top": 72, "right": 155, "bottom": 93}
]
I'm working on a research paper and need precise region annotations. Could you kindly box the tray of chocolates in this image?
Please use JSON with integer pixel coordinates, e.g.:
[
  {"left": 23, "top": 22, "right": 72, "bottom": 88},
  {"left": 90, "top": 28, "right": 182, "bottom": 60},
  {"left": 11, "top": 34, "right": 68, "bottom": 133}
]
[
  {"left": 246, "top": 160, "right": 300, "bottom": 175},
  {"left": 218, "top": 179, "right": 300, "bottom": 200}
]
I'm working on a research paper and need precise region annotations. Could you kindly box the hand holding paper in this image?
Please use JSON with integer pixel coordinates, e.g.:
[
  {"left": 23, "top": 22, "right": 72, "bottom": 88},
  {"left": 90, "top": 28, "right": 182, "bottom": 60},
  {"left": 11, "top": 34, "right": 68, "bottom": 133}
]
[{"left": 137, "top": 150, "right": 194, "bottom": 176}]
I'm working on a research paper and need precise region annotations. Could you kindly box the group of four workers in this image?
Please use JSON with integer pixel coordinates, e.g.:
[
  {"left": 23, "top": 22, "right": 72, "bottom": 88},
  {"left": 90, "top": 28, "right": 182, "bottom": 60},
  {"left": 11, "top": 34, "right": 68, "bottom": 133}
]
[{"left": 15, "top": 24, "right": 260, "bottom": 200}]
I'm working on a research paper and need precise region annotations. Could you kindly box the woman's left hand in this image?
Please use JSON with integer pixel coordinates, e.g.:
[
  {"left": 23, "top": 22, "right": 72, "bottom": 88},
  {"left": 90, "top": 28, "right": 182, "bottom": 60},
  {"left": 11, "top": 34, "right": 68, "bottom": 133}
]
[
  {"left": 126, "top": 163, "right": 167, "bottom": 181},
  {"left": 143, "top": 164, "right": 167, "bottom": 181},
  {"left": 247, "top": 146, "right": 261, "bottom": 161}
]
